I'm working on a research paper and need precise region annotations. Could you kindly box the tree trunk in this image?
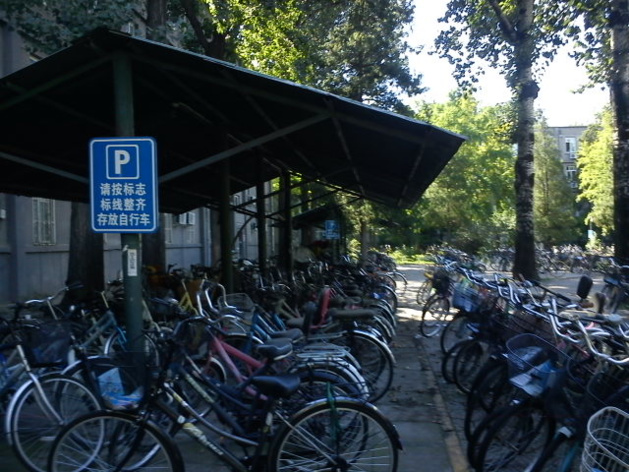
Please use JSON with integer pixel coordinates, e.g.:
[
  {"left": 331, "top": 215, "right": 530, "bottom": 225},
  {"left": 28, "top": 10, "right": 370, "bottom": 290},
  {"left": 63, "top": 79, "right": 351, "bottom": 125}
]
[
  {"left": 142, "top": 0, "right": 169, "bottom": 273},
  {"left": 610, "top": 0, "right": 629, "bottom": 264},
  {"left": 64, "top": 202, "right": 104, "bottom": 305},
  {"left": 146, "top": 0, "right": 168, "bottom": 40},
  {"left": 512, "top": 0, "right": 538, "bottom": 280}
]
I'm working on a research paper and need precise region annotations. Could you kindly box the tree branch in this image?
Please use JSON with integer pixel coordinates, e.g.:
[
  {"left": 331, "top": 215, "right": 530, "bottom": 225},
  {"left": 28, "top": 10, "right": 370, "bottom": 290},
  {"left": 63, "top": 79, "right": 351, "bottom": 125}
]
[
  {"left": 179, "top": 0, "right": 215, "bottom": 57},
  {"left": 486, "top": 0, "right": 518, "bottom": 44}
]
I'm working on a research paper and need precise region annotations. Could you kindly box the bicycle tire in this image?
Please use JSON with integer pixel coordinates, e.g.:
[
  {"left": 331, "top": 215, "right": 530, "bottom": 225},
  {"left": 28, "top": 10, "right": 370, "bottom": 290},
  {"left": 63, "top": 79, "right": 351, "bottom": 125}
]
[
  {"left": 48, "top": 410, "right": 184, "bottom": 472},
  {"left": 529, "top": 431, "right": 580, "bottom": 472},
  {"left": 474, "top": 401, "right": 554, "bottom": 472},
  {"left": 268, "top": 397, "right": 400, "bottom": 472},
  {"left": 440, "top": 313, "right": 473, "bottom": 354},
  {"left": 103, "top": 329, "right": 161, "bottom": 366},
  {"left": 6, "top": 372, "right": 102, "bottom": 472},
  {"left": 419, "top": 295, "right": 451, "bottom": 338},
  {"left": 452, "top": 339, "right": 488, "bottom": 394},
  {"left": 376, "top": 284, "right": 398, "bottom": 313},
  {"left": 287, "top": 368, "right": 370, "bottom": 412},
  {"left": 441, "top": 341, "right": 466, "bottom": 384},
  {"left": 335, "top": 331, "right": 395, "bottom": 403},
  {"left": 415, "top": 279, "right": 432, "bottom": 306},
  {"left": 464, "top": 357, "right": 514, "bottom": 441},
  {"left": 390, "top": 271, "right": 408, "bottom": 294}
]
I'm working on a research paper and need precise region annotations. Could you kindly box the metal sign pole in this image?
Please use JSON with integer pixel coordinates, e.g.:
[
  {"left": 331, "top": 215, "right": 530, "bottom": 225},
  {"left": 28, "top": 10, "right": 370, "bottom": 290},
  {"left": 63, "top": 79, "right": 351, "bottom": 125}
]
[{"left": 112, "top": 52, "right": 143, "bottom": 352}]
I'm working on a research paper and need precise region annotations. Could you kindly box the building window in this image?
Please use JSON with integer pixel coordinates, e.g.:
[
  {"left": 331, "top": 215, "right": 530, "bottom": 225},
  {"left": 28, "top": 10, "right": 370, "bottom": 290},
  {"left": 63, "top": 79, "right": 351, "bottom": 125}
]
[
  {"left": 32, "top": 198, "right": 56, "bottom": 245},
  {"left": 564, "top": 137, "right": 577, "bottom": 160},
  {"left": 564, "top": 164, "right": 577, "bottom": 184}
]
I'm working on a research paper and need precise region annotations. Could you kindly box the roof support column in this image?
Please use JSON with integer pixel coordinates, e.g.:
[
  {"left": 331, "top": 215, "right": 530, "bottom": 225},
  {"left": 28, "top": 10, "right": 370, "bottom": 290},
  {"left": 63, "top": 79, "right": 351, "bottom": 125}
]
[
  {"left": 279, "top": 171, "right": 293, "bottom": 279},
  {"left": 219, "top": 159, "right": 234, "bottom": 292},
  {"left": 256, "top": 161, "right": 267, "bottom": 281},
  {"left": 113, "top": 52, "right": 143, "bottom": 351}
]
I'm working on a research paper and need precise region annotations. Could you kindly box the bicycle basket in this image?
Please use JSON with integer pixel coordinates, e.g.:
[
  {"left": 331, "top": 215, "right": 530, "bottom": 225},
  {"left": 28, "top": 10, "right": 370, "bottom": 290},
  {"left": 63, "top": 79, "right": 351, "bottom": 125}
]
[
  {"left": 581, "top": 406, "right": 629, "bottom": 472},
  {"left": 22, "top": 320, "right": 72, "bottom": 366},
  {"left": 452, "top": 280, "right": 485, "bottom": 313},
  {"left": 497, "top": 308, "right": 554, "bottom": 343},
  {"left": 431, "top": 269, "right": 451, "bottom": 296},
  {"left": 506, "top": 333, "right": 568, "bottom": 397},
  {"left": 581, "top": 369, "right": 629, "bottom": 417},
  {"left": 91, "top": 351, "right": 156, "bottom": 410}
]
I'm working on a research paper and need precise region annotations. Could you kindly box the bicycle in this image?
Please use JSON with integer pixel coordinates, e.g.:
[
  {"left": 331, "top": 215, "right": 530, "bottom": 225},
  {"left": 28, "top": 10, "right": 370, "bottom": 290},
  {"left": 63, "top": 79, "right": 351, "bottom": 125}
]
[
  {"left": 2, "top": 316, "right": 102, "bottom": 472},
  {"left": 48, "top": 317, "right": 403, "bottom": 472},
  {"left": 581, "top": 406, "right": 629, "bottom": 471},
  {"left": 469, "top": 303, "right": 629, "bottom": 472}
]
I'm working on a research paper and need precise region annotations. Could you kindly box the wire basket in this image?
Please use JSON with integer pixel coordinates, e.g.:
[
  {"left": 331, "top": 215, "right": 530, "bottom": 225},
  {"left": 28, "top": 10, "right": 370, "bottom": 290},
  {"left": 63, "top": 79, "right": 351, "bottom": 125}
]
[
  {"left": 431, "top": 269, "right": 451, "bottom": 296},
  {"left": 91, "top": 351, "right": 156, "bottom": 410},
  {"left": 579, "top": 368, "right": 629, "bottom": 420},
  {"left": 581, "top": 406, "right": 629, "bottom": 472},
  {"left": 506, "top": 333, "right": 569, "bottom": 397},
  {"left": 21, "top": 320, "right": 72, "bottom": 367},
  {"left": 452, "top": 280, "right": 492, "bottom": 313},
  {"left": 495, "top": 308, "right": 554, "bottom": 343}
]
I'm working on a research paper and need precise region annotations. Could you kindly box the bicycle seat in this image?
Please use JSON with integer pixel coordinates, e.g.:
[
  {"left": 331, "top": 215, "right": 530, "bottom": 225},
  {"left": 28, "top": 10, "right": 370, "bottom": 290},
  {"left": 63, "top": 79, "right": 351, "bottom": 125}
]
[
  {"left": 250, "top": 373, "right": 301, "bottom": 398},
  {"left": 327, "top": 307, "right": 380, "bottom": 321},
  {"left": 255, "top": 340, "right": 293, "bottom": 360},
  {"left": 268, "top": 328, "right": 304, "bottom": 342}
]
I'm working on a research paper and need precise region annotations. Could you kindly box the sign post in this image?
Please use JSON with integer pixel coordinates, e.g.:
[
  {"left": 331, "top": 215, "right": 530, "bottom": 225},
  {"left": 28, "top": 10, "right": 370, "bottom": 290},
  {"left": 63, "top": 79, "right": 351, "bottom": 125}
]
[{"left": 89, "top": 136, "right": 158, "bottom": 353}]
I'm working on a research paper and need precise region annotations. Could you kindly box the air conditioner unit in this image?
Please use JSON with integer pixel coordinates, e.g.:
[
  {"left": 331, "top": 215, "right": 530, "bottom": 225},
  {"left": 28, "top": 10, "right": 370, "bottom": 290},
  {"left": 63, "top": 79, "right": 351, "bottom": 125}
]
[{"left": 187, "top": 212, "right": 196, "bottom": 225}]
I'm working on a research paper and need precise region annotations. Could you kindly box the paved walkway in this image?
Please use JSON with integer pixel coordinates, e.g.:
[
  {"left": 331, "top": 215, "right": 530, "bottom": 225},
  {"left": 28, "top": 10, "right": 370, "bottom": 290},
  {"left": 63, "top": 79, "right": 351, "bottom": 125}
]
[{"left": 3, "top": 265, "right": 595, "bottom": 471}]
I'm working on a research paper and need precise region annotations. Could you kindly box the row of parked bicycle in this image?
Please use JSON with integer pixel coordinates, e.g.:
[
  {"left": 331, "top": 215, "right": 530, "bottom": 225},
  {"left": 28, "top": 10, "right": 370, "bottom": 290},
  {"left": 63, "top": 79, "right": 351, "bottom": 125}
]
[
  {"left": 414, "top": 255, "right": 629, "bottom": 471},
  {"left": 0, "top": 257, "right": 405, "bottom": 472}
]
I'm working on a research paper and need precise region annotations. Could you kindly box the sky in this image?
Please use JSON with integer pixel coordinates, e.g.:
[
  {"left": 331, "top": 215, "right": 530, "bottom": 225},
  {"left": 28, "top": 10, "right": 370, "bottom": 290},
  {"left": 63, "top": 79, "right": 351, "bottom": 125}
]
[{"left": 407, "top": 1, "right": 609, "bottom": 127}]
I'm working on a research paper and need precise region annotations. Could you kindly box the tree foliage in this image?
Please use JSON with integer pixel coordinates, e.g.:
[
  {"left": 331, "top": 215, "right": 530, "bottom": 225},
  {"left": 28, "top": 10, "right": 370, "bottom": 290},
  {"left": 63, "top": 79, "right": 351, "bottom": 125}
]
[
  {"left": 578, "top": 107, "right": 614, "bottom": 235},
  {"left": 433, "top": 0, "right": 586, "bottom": 278},
  {"left": 534, "top": 120, "right": 580, "bottom": 246},
  {"left": 403, "top": 93, "right": 515, "bottom": 253},
  {"left": 1, "top": 0, "right": 143, "bottom": 54},
  {"left": 565, "top": 0, "right": 629, "bottom": 262}
]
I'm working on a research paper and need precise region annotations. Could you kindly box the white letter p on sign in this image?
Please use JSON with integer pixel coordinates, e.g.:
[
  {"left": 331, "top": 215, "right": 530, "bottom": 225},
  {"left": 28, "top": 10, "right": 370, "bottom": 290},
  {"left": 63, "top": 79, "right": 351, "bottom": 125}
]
[{"left": 114, "top": 150, "right": 131, "bottom": 175}]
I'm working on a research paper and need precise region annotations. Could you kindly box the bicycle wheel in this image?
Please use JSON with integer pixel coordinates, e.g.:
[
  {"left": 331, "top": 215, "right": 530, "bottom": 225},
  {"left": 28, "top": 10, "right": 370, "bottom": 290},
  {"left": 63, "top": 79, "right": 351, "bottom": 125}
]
[
  {"left": 441, "top": 340, "right": 466, "bottom": 384},
  {"left": 464, "top": 357, "right": 514, "bottom": 441},
  {"left": 452, "top": 339, "right": 488, "bottom": 394},
  {"left": 440, "top": 313, "right": 473, "bottom": 354},
  {"left": 103, "top": 329, "right": 161, "bottom": 366},
  {"left": 390, "top": 271, "right": 408, "bottom": 294},
  {"left": 285, "top": 368, "right": 370, "bottom": 413},
  {"left": 48, "top": 410, "right": 184, "bottom": 472},
  {"left": 6, "top": 372, "right": 102, "bottom": 472},
  {"left": 474, "top": 402, "right": 554, "bottom": 472},
  {"left": 415, "top": 279, "right": 432, "bottom": 306},
  {"left": 419, "top": 295, "right": 451, "bottom": 338},
  {"left": 529, "top": 432, "right": 581, "bottom": 472},
  {"left": 374, "top": 284, "right": 398, "bottom": 313},
  {"left": 337, "top": 331, "right": 395, "bottom": 403},
  {"left": 268, "top": 398, "right": 400, "bottom": 472}
]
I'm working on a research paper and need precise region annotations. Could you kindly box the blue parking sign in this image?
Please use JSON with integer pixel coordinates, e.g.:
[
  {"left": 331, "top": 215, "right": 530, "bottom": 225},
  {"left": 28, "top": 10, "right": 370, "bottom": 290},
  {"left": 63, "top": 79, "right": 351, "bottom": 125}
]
[{"left": 90, "top": 137, "right": 159, "bottom": 233}]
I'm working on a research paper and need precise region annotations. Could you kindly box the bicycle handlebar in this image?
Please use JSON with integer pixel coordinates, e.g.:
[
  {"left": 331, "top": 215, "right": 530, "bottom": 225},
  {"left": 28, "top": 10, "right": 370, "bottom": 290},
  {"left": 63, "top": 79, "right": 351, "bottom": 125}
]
[{"left": 546, "top": 300, "right": 629, "bottom": 365}]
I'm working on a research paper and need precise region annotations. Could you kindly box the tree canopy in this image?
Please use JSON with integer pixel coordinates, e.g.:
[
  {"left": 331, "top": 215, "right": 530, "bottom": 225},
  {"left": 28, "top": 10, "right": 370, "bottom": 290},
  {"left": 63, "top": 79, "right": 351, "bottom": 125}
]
[
  {"left": 407, "top": 94, "right": 515, "bottom": 252},
  {"left": 578, "top": 107, "right": 614, "bottom": 236}
]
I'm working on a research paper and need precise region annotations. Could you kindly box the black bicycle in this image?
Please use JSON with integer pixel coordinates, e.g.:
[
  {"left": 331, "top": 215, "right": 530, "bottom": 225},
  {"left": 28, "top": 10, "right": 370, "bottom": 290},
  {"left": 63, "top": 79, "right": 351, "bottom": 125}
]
[{"left": 48, "top": 316, "right": 403, "bottom": 472}]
